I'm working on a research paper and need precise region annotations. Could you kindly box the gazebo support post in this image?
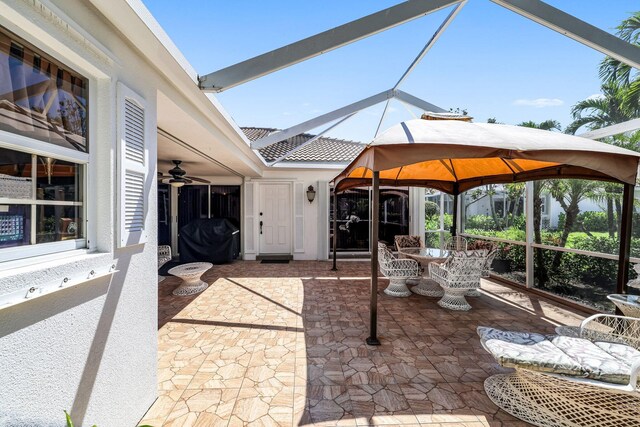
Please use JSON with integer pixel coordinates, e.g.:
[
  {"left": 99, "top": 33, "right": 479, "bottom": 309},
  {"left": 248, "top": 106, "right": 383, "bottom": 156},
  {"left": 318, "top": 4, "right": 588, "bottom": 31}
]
[
  {"left": 332, "top": 191, "right": 338, "bottom": 271},
  {"left": 451, "top": 185, "right": 459, "bottom": 236},
  {"left": 367, "top": 171, "right": 381, "bottom": 346},
  {"left": 617, "top": 183, "right": 634, "bottom": 298}
]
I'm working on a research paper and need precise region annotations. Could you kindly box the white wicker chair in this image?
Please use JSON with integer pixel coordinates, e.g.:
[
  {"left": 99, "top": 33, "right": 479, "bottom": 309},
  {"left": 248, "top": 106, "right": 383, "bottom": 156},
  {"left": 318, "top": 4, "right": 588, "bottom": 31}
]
[
  {"left": 429, "top": 250, "right": 487, "bottom": 310},
  {"left": 479, "top": 315, "right": 640, "bottom": 427},
  {"left": 444, "top": 235, "right": 468, "bottom": 251},
  {"left": 394, "top": 235, "right": 424, "bottom": 285},
  {"left": 378, "top": 242, "right": 421, "bottom": 297},
  {"left": 158, "top": 245, "right": 172, "bottom": 283},
  {"left": 466, "top": 247, "right": 498, "bottom": 297}
]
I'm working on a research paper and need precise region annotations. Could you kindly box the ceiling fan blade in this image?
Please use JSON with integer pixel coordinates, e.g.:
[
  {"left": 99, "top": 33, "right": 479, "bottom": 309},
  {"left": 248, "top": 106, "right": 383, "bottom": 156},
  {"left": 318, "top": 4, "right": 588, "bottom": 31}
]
[{"left": 186, "top": 176, "right": 210, "bottom": 183}]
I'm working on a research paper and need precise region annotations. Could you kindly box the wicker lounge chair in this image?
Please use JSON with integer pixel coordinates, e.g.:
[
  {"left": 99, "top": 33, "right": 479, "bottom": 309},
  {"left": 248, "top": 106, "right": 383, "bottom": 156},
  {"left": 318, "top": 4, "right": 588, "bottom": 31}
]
[
  {"left": 377, "top": 242, "right": 421, "bottom": 297},
  {"left": 478, "top": 315, "right": 640, "bottom": 427},
  {"left": 429, "top": 250, "right": 487, "bottom": 310}
]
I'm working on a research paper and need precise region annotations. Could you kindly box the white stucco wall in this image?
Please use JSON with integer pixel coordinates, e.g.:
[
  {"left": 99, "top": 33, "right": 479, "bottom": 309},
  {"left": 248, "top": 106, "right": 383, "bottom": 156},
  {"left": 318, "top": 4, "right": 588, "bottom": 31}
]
[{"left": 0, "top": 1, "right": 170, "bottom": 425}]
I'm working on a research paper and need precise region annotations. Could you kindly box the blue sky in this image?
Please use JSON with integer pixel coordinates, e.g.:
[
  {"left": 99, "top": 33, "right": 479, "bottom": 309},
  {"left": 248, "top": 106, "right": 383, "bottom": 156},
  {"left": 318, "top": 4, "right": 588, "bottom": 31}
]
[{"left": 143, "top": 1, "right": 639, "bottom": 142}]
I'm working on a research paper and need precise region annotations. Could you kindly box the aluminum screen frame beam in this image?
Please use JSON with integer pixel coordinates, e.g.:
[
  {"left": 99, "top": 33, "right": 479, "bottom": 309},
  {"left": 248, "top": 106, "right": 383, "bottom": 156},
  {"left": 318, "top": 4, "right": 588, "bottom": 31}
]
[
  {"left": 374, "top": 2, "right": 465, "bottom": 137},
  {"left": 394, "top": 1, "right": 467, "bottom": 89},
  {"left": 492, "top": 0, "right": 640, "bottom": 70},
  {"left": 394, "top": 90, "right": 448, "bottom": 113},
  {"left": 268, "top": 113, "right": 356, "bottom": 166},
  {"left": 199, "top": 0, "right": 461, "bottom": 92},
  {"left": 251, "top": 89, "right": 394, "bottom": 149},
  {"left": 579, "top": 118, "right": 640, "bottom": 140},
  {"left": 251, "top": 89, "right": 448, "bottom": 150}
]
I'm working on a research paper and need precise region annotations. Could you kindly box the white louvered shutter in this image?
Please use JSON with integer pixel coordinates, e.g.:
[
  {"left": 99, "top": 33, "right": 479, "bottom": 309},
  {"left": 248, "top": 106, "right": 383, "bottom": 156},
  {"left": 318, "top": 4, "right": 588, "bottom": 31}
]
[{"left": 117, "top": 83, "right": 148, "bottom": 247}]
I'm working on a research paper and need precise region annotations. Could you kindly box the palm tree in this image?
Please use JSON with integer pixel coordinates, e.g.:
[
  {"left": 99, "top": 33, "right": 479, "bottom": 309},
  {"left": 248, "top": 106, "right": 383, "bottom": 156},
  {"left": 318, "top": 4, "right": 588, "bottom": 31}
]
[
  {"left": 519, "top": 120, "right": 560, "bottom": 131},
  {"left": 517, "top": 120, "right": 560, "bottom": 285},
  {"left": 599, "top": 12, "right": 640, "bottom": 111},
  {"left": 565, "top": 82, "right": 638, "bottom": 138},
  {"left": 566, "top": 78, "right": 640, "bottom": 241},
  {"left": 547, "top": 179, "right": 601, "bottom": 271}
]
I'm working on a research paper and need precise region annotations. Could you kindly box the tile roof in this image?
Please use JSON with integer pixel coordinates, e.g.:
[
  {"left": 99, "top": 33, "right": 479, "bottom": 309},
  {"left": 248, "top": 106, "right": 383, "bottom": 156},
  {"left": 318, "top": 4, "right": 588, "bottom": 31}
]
[{"left": 241, "top": 127, "right": 366, "bottom": 164}]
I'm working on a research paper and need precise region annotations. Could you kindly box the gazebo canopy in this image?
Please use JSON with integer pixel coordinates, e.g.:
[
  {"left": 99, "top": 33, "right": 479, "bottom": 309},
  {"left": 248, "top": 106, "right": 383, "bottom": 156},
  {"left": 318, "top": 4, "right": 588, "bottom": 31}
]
[{"left": 333, "top": 119, "right": 640, "bottom": 194}]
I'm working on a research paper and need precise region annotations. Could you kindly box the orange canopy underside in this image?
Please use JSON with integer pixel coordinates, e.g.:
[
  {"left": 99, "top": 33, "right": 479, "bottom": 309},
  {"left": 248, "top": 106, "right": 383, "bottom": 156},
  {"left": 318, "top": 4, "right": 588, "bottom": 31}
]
[
  {"left": 333, "top": 120, "right": 640, "bottom": 194},
  {"left": 338, "top": 158, "right": 576, "bottom": 193}
]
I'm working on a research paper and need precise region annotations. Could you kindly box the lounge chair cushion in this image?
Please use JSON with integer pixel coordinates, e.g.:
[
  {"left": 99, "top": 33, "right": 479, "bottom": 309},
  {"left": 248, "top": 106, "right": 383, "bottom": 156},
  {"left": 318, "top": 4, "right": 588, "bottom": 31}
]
[
  {"left": 593, "top": 341, "right": 640, "bottom": 365},
  {"left": 478, "top": 326, "right": 640, "bottom": 384},
  {"left": 548, "top": 335, "right": 633, "bottom": 384},
  {"left": 478, "top": 327, "right": 583, "bottom": 375}
]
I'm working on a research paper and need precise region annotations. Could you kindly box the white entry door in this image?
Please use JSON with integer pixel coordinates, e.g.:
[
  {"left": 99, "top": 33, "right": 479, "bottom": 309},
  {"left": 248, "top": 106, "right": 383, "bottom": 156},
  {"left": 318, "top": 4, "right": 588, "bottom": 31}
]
[{"left": 259, "top": 183, "right": 292, "bottom": 254}]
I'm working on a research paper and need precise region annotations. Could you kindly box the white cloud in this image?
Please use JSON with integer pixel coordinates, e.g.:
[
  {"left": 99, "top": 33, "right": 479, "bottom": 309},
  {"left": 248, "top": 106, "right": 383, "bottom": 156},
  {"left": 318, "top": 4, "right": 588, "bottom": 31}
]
[
  {"left": 586, "top": 93, "right": 605, "bottom": 101},
  {"left": 512, "top": 98, "right": 564, "bottom": 108}
]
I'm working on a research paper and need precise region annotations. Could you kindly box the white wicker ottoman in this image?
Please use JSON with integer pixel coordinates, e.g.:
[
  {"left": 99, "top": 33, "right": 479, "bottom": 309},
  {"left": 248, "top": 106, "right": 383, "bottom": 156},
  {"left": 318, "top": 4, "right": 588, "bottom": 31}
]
[{"left": 168, "top": 262, "right": 212, "bottom": 296}]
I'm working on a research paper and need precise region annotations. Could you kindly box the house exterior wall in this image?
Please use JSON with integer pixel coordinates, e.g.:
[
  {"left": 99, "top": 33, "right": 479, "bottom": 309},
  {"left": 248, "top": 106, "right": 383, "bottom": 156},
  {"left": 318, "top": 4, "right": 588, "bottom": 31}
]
[
  {"left": 0, "top": 1, "right": 184, "bottom": 425},
  {"left": 244, "top": 169, "right": 336, "bottom": 261}
]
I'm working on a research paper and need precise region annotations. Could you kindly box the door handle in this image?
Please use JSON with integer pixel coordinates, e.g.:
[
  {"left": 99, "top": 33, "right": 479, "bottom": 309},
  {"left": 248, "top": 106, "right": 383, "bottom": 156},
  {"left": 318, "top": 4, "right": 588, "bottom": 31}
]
[{"left": 259, "top": 220, "right": 263, "bottom": 234}]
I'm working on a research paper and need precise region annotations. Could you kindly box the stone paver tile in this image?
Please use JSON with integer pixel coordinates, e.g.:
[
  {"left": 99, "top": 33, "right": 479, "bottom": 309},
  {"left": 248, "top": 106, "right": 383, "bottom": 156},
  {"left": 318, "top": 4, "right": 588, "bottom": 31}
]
[
  {"left": 144, "top": 261, "right": 581, "bottom": 427},
  {"left": 138, "top": 389, "right": 184, "bottom": 427},
  {"left": 294, "top": 385, "right": 358, "bottom": 426},
  {"left": 229, "top": 386, "right": 294, "bottom": 426},
  {"left": 187, "top": 356, "right": 249, "bottom": 389},
  {"left": 342, "top": 355, "right": 397, "bottom": 386},
  {"left": 162, "top": 388, "right": 238, "bottom": 427},
  {"left": 300, "top": 357, "right": 347, "bottom": 386},
  {"left": 347, "top": 384, "right": 418, "bottom": 425}
]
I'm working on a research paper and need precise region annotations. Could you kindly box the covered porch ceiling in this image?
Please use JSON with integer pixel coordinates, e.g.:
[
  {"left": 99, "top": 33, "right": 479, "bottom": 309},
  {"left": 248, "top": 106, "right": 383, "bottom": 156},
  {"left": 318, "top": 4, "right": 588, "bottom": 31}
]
[{"left": 156, "top": 90, "right": 262, "bottom": 178}]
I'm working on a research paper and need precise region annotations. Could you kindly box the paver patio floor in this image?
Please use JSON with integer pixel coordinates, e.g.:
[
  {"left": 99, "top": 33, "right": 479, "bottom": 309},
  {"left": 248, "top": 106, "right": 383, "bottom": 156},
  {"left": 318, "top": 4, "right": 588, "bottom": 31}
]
[{"left": 140, "top": 260, "right": 585, "bottom": 426}]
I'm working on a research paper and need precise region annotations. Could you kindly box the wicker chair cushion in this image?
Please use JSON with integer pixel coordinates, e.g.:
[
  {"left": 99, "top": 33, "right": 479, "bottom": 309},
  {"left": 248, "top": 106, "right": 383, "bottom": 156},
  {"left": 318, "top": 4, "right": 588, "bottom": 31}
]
[
  {"left": 479, "top": 326, "right": 640, "bottom": 385},
  {"left": 394, "top": 235, "right": 422, "bottom": 249}
]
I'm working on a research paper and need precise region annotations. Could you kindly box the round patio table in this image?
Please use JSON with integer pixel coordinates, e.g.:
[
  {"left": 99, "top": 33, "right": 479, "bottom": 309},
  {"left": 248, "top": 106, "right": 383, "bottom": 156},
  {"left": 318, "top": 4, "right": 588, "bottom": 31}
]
[
  {"left": 168, "top": 262, "right": 212, "bottom": 296},
  {"left": 607, "top": 294, "right": 640, "bottom": 318},
  {"left": 399, "top": 247, "right": 449, "bottom": 297}
]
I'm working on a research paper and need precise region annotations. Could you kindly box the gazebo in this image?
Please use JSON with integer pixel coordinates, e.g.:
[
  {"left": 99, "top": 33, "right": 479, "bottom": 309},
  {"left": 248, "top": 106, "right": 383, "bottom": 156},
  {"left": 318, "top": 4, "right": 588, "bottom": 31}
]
[{"left": 332, "top": 118, "right": 640, "bottom": 345}]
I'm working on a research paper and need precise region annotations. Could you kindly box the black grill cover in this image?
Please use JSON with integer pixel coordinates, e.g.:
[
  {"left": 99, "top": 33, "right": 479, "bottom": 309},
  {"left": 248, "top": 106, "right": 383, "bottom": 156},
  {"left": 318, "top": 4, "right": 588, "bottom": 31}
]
[{"left": 179, "top": 218, "right": 240, "bottom": 263}]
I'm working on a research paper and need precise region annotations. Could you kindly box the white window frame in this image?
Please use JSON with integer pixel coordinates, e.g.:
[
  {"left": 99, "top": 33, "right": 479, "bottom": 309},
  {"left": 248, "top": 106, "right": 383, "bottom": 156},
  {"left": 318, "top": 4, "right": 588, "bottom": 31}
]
[
  {"left": 0, "top": 130, "right": 89, "bottom": 263},
  {"left": 540, "top": 194, "right": 549, "bottom": 215}
]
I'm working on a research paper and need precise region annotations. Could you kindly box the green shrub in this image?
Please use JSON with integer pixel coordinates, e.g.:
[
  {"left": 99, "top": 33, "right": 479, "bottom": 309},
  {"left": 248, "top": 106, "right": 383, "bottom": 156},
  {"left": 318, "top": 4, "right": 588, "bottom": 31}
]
[
  {"left": 557, "top": 211, "right": 609, "bottom": 232},
  {"left": 466, "top": 215, "right": 500, "bottom": 231},
  {"left": 424, "top": 201, "right": 439, "bottom": 218}
]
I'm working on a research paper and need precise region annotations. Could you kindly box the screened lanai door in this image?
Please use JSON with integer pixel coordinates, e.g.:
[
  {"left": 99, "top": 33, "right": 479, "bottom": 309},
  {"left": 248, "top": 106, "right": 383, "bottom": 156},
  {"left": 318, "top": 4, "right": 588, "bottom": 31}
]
[{"left": 329, "top": 187, "right": 409, "bottom": 253}]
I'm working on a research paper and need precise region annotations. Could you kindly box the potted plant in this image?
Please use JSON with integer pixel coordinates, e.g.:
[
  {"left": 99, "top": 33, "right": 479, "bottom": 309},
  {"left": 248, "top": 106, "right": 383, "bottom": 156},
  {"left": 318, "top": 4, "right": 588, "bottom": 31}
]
[{"left": 492, "top": 244, "right": 513, "bottom": 273}]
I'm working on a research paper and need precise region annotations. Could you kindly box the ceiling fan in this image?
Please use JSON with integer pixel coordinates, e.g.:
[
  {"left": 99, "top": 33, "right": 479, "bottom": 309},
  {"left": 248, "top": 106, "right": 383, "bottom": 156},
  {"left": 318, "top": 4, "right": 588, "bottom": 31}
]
[{"left": 158, "top": 160, "right": 210, "bottom": 187}]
